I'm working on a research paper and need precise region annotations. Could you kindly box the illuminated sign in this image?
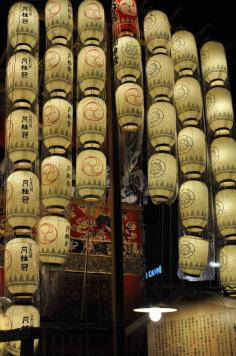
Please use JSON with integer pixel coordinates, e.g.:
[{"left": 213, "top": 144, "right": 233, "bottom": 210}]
[{"left": 145, "top": 265, "right": 163, "bottom": 280}]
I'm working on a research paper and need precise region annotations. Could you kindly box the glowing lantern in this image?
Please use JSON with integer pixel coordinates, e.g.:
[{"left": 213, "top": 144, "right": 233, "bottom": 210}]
[
  {"left": 5, "top": 238, "right": 39, "bottom": 296},
  {"left": 77, "top": 97, "right": 106, "bottom": 148},
  {"left": 146, "top": 54, "right": 174, "bottom": 101},
  {"left": 76, "top": 149, "right": 106, "bottom": 202},
  {"left": 148, "top": 153, "right": 177, "bottom": 204},
  {"left": 112, "top": 0, "right": 138, "bottom": 37},
  {"left": 38, "top": 215, "right": 70, "bottom": 264},
  {"left": 179, "top": 235, "right": 209, "bottom": 276},
  {"left": 215, "top": 189, "right": 236, "bottom": 240},
  {"left": 219, "top": 245, "right": 236, "bottom": 297},
  {"left": 147, "top": 101, "right": 176, "bottom": 152},
  {"left": 78, "top": 0, "right": 105, "bottom": 45},
  {"left": 179, "top": 180, "right": 208, "bottom": 233},
  {"left": 45, "top": 45, "right": 73, "bottom": 98},
  {"left": 211, "top": 137, "right": 236, "bottom": 188},
  {"left": 7, "top": 52, "right": 38, "bottom": 108},
  {"left": 45, "top": 0, "right": 73, "bottom": 45},
  {"left": 8, "top": 2, "right": 39, "bottom": 52},
  {"left": 174, "top": 76, "right": 203, "bottom": 126},
  {"left": 6, "top": 171, "right": 39, "bottom": 234},
  {"left": 41, "top": 155, "right": 72, "bottom": 212},
  {"left": 43, "top": 98, "right": 72, "bottom": 154},
  {"left": 205, "top": 87, "right": 233, "bottom": 136},
  {"left": 114, "top": 36, "right": 142, "bottom": 83},
  {"left": 115, "top": 82, "right": 144, "bottom": 132},
  {"left": 200, "top": 41, "right": 228, "bottom": 87},
  {"left": 178, "top": 127, "right": 206, "bottom": 179},
  {"left": 6, "top": 109, "right": 38, "bottom": 169},
  {"left": 171, "top": 30, "right": 198, "bottom": 76},
  {"left": 77, "top": 45, "right": 106, "bottom": 96}
]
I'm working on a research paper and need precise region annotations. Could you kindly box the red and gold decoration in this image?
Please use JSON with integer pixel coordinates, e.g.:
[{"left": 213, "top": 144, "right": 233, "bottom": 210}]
[{"left": 112, "top": 0, "right": 138, "bottom": 38}]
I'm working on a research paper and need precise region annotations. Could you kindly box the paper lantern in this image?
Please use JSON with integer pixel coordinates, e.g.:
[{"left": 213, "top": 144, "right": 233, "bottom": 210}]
[
  {"left": 77, "top": 46, "right": 105, "bottom": 96},
  {"left": 45, "top": 45, "right": 73, "bottom": 98},
  {"left": 5, "top": 238, "right": 39, "bottom": 296},
  {"left": 0, "top": 311, "right": 5, "bottom": 355},
  {"left": 45, "top": 0, "right": 73, "bottom": 45},
  {"left": 5, "top": 304, "right": 40, "bottom": 355},
  {"left": 112, "top": 0, "right": 138, "bottom": 37},
  {"left": 179, "top": 180, "right": 208, "bottom": 233},
  {"left": 146, "top": 54, "right": 174, "bottom": 101},
  {"left": 174, "top": 76, "right": 203, "bottom": 126},
  {"left": 215, "top": 189, "right": 236, "bottom": 240},
  {"left": 144, "top": 10, "right": 170, "bottom": 55},
  {"left": 77, "top": 97, "right": 106, "bottom": 148},
  {"left": 38, "top": 215, "right": 70, "bottom": 264},
  {"left": 171, "top": 30, "right": 198, "bottom": 76},
  {"left": 76, "top": 149, "right": 106, "bottom": 202},
  {"left": 7, "top": 52, "right": 38, "bottom": 108},
  {"left": 205, "top": 87, "right": 233, "bottom": 136},
  {"left": 41, "top": 155, "right": 72, "bottom": 212},
  {"left": 179, "top": 235, "right": 209, "bottom": 276},
  {"left": 6, "top": 109, "right": 38, "bottom": 169},
  {"left": 200, "top": 41, "right": 228, "bottom": 87},
  {"left": 211, "top": 137, "right": 236, "bottom": 188},
  {"left": 6, "top": 171, "right": 39, "bottom": 234},
  {"left": 178, "top": 127, "right": 206, "bottom": 179},
  {"left": 219, "top": 245, "right": 236, "bottom": 297},
  {"left": 78, "top": 0, "right": 105, "bottom": 45},
  {"left": 115, "top": 82, "right": 144, "bottom": 132},
  {"left": 147, "top": 101, "right": 176, "bottom": 152},
  {"left": 114, "top": 36, "right": 142, "bottom": 83},
  {"left": 148, "top": 153, "right": 177, "bottom": 204},
  {"left": 43, "top": 98, "right": 72, "bottom": 154},
  {"left": 8, "top": 2, "right": 39, "bottom": 52}
]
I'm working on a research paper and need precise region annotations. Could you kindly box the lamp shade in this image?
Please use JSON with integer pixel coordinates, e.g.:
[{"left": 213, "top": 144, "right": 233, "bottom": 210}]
[
  {"left": 211, "top": 137, "right": 236, "bottom": 188},
  {"left": 205, "top": 87, "right": 233, "bottom": 136},
  {"left": 147, "top": 101, "right": 176, "bottom": 152},
  {"left": 45, "top": 45, "right": 73, "bottom": 98},
  {"left": 77, "top": 45, "right": 106, "bottom": 96},
  {"left": 178, "top": 127, "right": 206, "bottom": 179},
  {"left": 114, "top": 36, "right": 142, "bottom": 83},
  {"left": 179, "top": 235, "right": 209, "bottom": 276},
  {"left": 6, "top": 109, "right": 38, "bottom": 169},
  {"left": 179, "top": 180, "right": 208, "bottom": 232},
  {"left": 146, "top": 54, "right": 174, "bottom": 101},
  {"left": 174, "top": 76, "right": 202, "bottom": 126},
  {"left": 219, "top": 245, "right": 236, "bottom": 297},
  {"left": 111, "top": 0, "right": 138, "bottom": 37},
  {"left": 45, "top": 0, "right": 73, "bottom": 45},
  {"left": 215, "top": 189, "right": 236, "bottom": 240},
  {"left": 148, "top": 153, "right": 177, "bottom": 204},
  {"left": 6, "top": 171, "right": 39, "bottom": 233},
  {"left": 5, "top": 238, "right": 39, "bottom": 296},
  {"left": 7, "top": 52, "right": 38, "bottom": 108},
  {"left": 77, "top": 97, "right": 106, "bottom": 148},
  {"left": 115, "top": 82, "right": 144, "bottom": 132},
  {"left": 38, "top": 215, "right": 70, "bottom": 264},
  {"left": 76, "top": 149, "right": 106, "bottom": 202},
  {"left": 143, "top": 10, "right": 170, "bottom": 55},
  {"left": 200, "top": 41, "right": 228, "bottom": 87},
  {"left": 171, "top": 30, "right": 198, "bottom": 76},
  {"left": 78, "top": 0, "right": 105, "bottom": 45},
  {"left": 41, "top": 155, "right": 72, "bottom": 212},
  {"left": 43, "top": 98, "right": 72, "bottom": 154},
  {"left": 5, "top": 304, "right": 40, "bottom": 355},
  {"left": 8, "top": 2, "right": 39, "bottom": 52}
]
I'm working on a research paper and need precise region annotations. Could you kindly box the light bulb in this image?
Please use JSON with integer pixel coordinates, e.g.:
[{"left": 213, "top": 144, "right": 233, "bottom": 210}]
[{"left": 149, "top": 308, "right": 162, "bottom": 322}]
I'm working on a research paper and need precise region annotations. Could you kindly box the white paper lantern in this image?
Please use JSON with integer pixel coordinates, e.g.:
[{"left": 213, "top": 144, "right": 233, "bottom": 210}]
[
  {"left": 220, "top": 245, "right": 236, "bottom": 297},
  {"left": 215, "top": 189, "right": 236, "bottom": 240},
  {"left": 8, "top": 2, "right": 39, "bottom": 52},
  {"left": 45, "top": 45, "right": 73, "bottom": 98},
  {"left": 43, "top": 98, "right": 72, "bottom": 154},
  {"left": 45, "top": 0, "right": 73, "bottom": 45},
  {"left": 78, "top": 0, "right": 105, "bottom": 45}
]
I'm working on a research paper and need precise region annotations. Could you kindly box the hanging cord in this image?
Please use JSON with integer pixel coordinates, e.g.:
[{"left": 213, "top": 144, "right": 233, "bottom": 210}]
[{"left": 159, "top": 204, "right": 165, "bottom": 304}]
